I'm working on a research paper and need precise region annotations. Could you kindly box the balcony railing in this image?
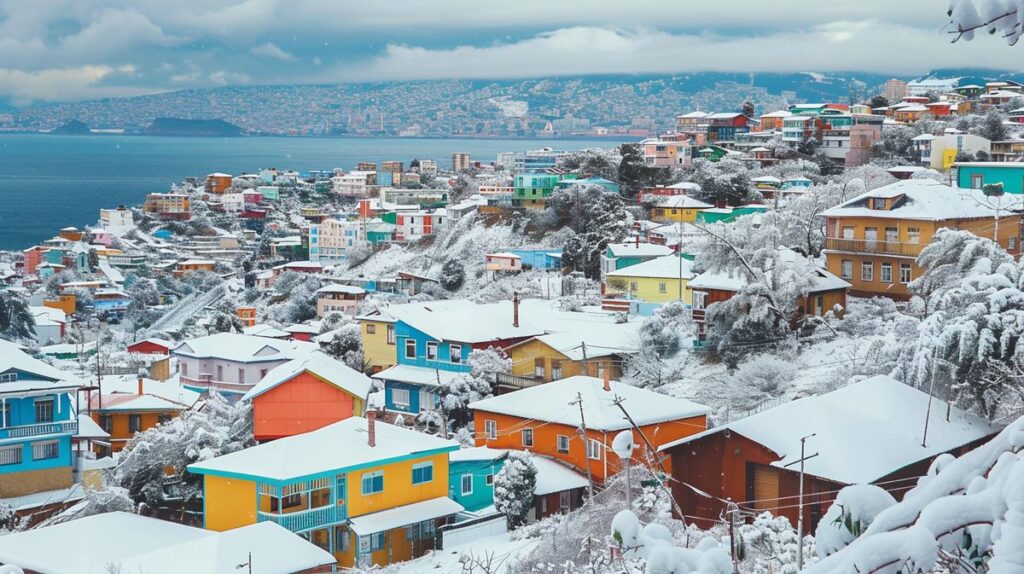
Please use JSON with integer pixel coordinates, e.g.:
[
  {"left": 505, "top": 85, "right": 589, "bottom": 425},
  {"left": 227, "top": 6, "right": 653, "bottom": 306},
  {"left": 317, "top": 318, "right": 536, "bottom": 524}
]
[
  {"left": 824, "top": 237, "right": 923, "bottom": 257},
  {"left": 0, "top": 420, "right": 78, "bottom": 440},
  {"left": 180, "top": 375, "right": 253, "bottom": 393},
  {"left": 257, "top": 504, "right": 344, "bottom": 533},
  {"left": 493, "top": 372, "right": 546, "bottom": 390}
]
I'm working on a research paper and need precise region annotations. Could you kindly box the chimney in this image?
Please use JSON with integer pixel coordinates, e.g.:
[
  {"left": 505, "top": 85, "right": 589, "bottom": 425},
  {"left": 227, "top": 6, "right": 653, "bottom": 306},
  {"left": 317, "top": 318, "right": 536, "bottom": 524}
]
[
  {"left": 367, "top": 409, "right": 377, "bottom": 447},
  {"left": 603, "top": 368, "right": 611, "bottom": 392},
  {"left": 137, "top": 378, "right": 145, "bottom": 396},
  {"left": 513, "top": 291, "right": 520, "bottom": 328}
]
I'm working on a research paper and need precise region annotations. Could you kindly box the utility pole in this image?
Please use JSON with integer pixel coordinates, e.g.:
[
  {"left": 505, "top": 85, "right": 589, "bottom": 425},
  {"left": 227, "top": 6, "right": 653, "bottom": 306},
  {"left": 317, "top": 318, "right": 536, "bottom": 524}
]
[
  {"left": 435, "top": 368, "right": 448, "bottom": 439},
  {"left": 235, "top": 551, "right": 252, "bottom": 573},
  {"left": 922, "top": 349, "right": 939, "bottom": 448},
  {"left": 580, "top": 341, "right": 589, "bottom": 377},
  {"left": 727, "top": 502, "right": 740, "bottom": 574},
  {"left": 569, "top": 392, "right": 595, "bottom": 499},
  {"left": 784, "top": 434, "right": 818, "bottom": 571},
  {"left": 677, "top": 220, "right": 684, "bottom": 302}
]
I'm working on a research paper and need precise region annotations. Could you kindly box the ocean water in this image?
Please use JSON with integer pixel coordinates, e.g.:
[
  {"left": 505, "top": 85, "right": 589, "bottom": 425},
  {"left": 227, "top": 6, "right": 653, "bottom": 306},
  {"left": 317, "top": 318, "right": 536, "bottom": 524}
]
[{"left": 0, "top": 134, "right": 612, "bottom": 251}]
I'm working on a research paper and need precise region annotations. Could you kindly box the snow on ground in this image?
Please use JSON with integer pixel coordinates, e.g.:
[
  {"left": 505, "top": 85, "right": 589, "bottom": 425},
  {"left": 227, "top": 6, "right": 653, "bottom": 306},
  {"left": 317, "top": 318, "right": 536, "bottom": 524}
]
[{"left": 385, "top": 532, "right": 537, "bottom": 574}]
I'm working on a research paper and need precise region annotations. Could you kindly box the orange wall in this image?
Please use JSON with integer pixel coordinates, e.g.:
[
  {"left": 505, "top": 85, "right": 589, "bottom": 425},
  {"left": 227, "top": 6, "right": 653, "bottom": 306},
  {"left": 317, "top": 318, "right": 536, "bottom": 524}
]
[
  {"left": 252, "top": 371, "right": 364, "bottom": 440},
  {"left": 473, "top": 411, "right": 707, "bottom": 482},
  {"left": 91, "top": 411, "right": 165, "bottom": 452},
  {"left": 205, "top": 475, "right": 257, "bottom": 531}
]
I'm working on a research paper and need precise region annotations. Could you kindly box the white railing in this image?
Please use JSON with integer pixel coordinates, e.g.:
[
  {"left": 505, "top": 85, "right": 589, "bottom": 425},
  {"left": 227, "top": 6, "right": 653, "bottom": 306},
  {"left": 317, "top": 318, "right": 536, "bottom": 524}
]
[{"left": 2, "top": 420, "right": 78, "bottom": 439}]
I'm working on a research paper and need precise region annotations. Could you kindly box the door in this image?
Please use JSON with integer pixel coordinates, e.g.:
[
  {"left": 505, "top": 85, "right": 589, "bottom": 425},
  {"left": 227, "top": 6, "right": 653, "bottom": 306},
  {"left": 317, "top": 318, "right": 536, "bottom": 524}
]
[{"left": 752, "top": 467, "right": 779, "bottom": 511}]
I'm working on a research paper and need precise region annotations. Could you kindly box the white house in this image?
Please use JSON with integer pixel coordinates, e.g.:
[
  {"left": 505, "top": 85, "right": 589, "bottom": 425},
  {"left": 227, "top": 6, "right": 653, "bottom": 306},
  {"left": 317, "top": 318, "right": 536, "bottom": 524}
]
[{"left": 172, "top": 333, "right": 318, "bottom": 396}]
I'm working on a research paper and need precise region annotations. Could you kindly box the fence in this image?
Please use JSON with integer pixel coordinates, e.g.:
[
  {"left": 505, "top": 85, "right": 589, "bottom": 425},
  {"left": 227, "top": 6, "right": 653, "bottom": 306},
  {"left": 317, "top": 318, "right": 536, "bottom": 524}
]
[{"left": 439, "top": 513, "right": 507, "bottom": 550}]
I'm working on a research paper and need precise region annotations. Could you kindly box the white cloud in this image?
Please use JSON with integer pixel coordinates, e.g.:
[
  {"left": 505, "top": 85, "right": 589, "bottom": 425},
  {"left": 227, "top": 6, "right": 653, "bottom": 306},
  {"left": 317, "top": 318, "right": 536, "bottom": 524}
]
[
  {"left": 0, "top": 65, "right": 152, "bottom": 105},
  {"left": 249, "top": 42, "right": 296, "bottom": 61}
]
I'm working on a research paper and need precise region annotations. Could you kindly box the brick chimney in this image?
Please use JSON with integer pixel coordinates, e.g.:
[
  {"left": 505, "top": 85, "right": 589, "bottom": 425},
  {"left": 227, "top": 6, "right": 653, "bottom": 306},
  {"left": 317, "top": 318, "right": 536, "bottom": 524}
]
[
  {"left": 513, "top": 291, "right": 520, "bottom": 328},
  {"left": 603, "top": 367, "right": 611, "bottom": 392},
  {"left": 138, "top": 377, "right": 145, "bottom": 396},
  {"left": 367, "top": 409, "right": 377, "bottom": 447}
]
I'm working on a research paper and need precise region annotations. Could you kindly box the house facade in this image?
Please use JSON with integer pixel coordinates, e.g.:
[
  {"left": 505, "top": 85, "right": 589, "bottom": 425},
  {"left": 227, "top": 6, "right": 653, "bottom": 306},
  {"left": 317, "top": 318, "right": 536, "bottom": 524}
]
[
  {"left": 513, "top": 173, "right": 562, "bottom": 208},
  {"left": 955, "top": 162, "right": 1024, "bottom": 194},
  {"left": 173, "top": 333, "right": 318, "bottom": 396},
  {"left": 316, "top": 284, "right": 366, "bottom": 317},
  {"left": 88, "top": 376, "right": 200, "bottom": 455},
  {"left": 604, "top": 254, "right": 694, "bottom": 304},
  {"left": 650, "top": 195, "right": 714, "bottom": 223}
]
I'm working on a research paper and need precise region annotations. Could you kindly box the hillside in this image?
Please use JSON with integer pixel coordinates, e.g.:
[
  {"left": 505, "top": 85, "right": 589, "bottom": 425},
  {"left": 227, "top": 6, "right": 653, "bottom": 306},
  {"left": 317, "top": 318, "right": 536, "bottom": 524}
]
[{"left": 143, "top": 117, "right": 243, "bottom": 137}]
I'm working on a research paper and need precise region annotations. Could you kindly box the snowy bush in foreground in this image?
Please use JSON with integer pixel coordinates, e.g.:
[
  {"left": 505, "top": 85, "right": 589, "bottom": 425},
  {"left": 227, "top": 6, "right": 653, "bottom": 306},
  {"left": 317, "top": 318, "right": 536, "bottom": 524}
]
[
  {"left": 494, "top": 451, "right": 537, "bottom": 529},
  {"left": 814, "top": 484, "right": 896, "bottom": 558},
  {"left": 806, "top": 415, "right": 1024, "bottom": 573}
]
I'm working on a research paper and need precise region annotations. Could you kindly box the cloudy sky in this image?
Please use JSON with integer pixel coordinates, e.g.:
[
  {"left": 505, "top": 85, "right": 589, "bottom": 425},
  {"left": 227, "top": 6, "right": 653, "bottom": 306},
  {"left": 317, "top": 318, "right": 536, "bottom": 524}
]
[{"left": 0, "top": 0, "right": 1018, "bottom": 104}]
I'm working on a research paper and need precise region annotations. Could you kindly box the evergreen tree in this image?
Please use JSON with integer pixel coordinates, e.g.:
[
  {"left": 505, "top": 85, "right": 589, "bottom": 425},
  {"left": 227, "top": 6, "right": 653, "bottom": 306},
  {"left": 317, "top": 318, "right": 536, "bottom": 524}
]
[
  {"left": 439, "top": 259, "right": 465, "bottom": 292},
  {"left": 494, "top": 450, "right": 537, "bottom": 529},
  {"left": 0, "top": 292, "right": 34, "bottom": 340},
  {"left": 617, "top": 143, "right": 668, "bottom": 198}
]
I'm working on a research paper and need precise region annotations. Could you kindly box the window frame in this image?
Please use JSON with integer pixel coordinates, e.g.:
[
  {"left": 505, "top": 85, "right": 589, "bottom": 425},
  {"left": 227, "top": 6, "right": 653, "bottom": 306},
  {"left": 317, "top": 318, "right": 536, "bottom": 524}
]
[
  {"left": 361, "top": 471, "right": 385, "bottom": 495},
  {"left": 449, "top": 344, "right": 462, "bottom": 364},
  {"left": 366, "top": 323, "right": 376, "bottom": 335},
  {"left": 521, "top": 428, "right": 534, "bottom": 447},
  {"left": 881, "top": 262, "right": 893, "bottom": 283},
  {"left": 412, "top": 461, "right": 434, "bottom": 485},
  {"left": 128, "top": 414, "right": 142, "bottom": 433},
  {"left": 404, "top": 339, "right": 416, "bottom": 359},
  {"left": 556, "top": 434, "right": 570, "bottom": 454},
  {"left": 387, "top": 325, "right": 395, "bottom": 345},
  {"left": 484, "top": 419, "right": 497, "bottom": 440},
  {"left": 426, "top": 341, "right": 438, "bottom": 361},
  {"left": 861, "top": 261, "right": 874, "bottom": 282},
  {"left": 32, "top": 440, "right": 58, "bottom": 461},
  {"left": 34, "top": 398, "right": 54, "bottom": 424},
  {"left": 391, "top": 387, "right": 411, "bottom": 408},
  {"left": 460, "top": 474, "right": 474, "bottom": 495},
  {"left": 840, "top": 259, "right": 853, "bottom": 280},
  {"left": 899, "top": 263, "right": 913, "bottom": 284},
  {"left": 587, "top": 438, "right": 603, "bottom": 461}
]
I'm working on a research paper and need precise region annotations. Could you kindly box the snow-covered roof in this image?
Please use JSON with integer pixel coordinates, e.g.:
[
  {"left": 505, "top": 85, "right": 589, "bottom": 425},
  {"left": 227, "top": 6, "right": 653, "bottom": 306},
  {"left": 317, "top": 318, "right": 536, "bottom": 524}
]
[
  {"left": 242, "top": 351, "right": 372, "bottom": 401},
  {"left": 372, "top": 364, "right": 466, "bottom": 387},
  {"left": 349, "top": 497, "right": 463, "bottom": 536},
  {"left": 87, "top": 375, "right": 201, "bottom": 412},
  {"left": 896, "top": 105, "right": 929, "bottom": 112},
  {"left": 748, "top": 146, "right": 772, "bottom": 153},
  {"left": 469, "top": 376, "right": 710, "bottom": 432},
  {"left": 658, "top": 376, "right": 998, "bottom": 485},
  {"left": 751, "top": 176, "right": 782, "bottom": 183},
  {"left": 606, "top": 255, "right": 695, "bottom": 281},
  {"left": 172, "top": 333, "right": 318, "bottom": 363},
  {"left": 677, "top": 111, "right": 709, "bottom": 119},
  {"left": 533, "top": 456, "right": 590, "bottom": 495},
  {"left": 189, "top": 417, "right": 459, "bottom": 481},
  {"left": 606, "top": 242, "right": 675, "bottom": 258},
  {"left": 0, "top": 339, "right": 79, "bottom": 393},
  {"left": 487, "top": 252, "right": 522, "bottom": 259},
  {"left": 178, "top": 259, "right": 216, "bottom": 266},
  {"left": 386, "top": 299, "right": 545, "bottom": 344},
  {"left": 75, "top": 413, "right": 110, "bottom": 439},
  {"left": 0, "top": 511, "right": 335, "bottom": 574},
  {"left": 666, "top": 181, "right": 702, "bottom": 190},
  {"left": 449, "top": 445, "right": 507, "bottom": 463},
  {"left": 821, "top": 180, "right": 1024, "bottom": 221},
  {"left": 689, "top": 248, "right": 850, "bottom": 293},
  {"left": 760, "top": 110, "right": 792, "bottom": 118},
  {"left": 911, "top": 134, "right": 936, "bottom": 141},
  {"left": 284, "top": 323, "right": 318, "bottom": 334},
  {"left": 656, "top": 195, "right": 714, "bottom": 209},
  {"left": 316, "top": 284, "right": 366, "bottom": 295},
  {"left": 707, "top": 112, "right": 745, "bottom": 119}
]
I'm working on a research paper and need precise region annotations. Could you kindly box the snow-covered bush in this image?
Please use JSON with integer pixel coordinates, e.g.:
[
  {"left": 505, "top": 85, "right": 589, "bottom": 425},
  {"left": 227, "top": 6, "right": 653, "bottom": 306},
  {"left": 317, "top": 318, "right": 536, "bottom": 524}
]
[
  {"left": 815, "top": 484, "right": 896, "bottom": 558},
  {"left": 439, "top": 348, "right": 508, "bottom": 428},
  {"left": 738, "top": 512, "right": 815, "bottom": 574},
  {"left": 322, "top": 323, "right": 364, "bottom": 372},
  {"left": 494, "top": 450, "right": 538, "bottom": 529}
]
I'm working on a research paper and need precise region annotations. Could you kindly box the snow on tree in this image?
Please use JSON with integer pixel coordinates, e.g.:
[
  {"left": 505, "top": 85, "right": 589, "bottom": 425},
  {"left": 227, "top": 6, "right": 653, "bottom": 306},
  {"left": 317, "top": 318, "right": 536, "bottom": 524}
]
[
  {"left": 558, "top": 147, "right": 622, "bottom": 181},
  {"left": 814, "top": 485, "right": 896, "bottom": 558},
  {"left": 624, "top": 300, "right": 692, "bottom": 388},
  {"left": 543, "top": 185, "right": 633, "bottom": 278},
  {"left": 806, "top": 415, "right": 1024, "bottom": 574},
  {"left": 264, "top": 271, "right": 320, "bottom": 324},
  {"left": 737, "top": 512, "right": 816, "bottom": 574},
  {"left": 114, "top": 392, "right": 254, "bottom": 512},
  {"left": 439, "top": 348, "right": 509, "bottom": 429},
  {"left": 618, "top": 143, "right": 669, "bottom": 198},
  {"left": 322, "top": 323, "right": 365, "bottom": 372},
  {"left": 39, "top": 486, "right": 137, "bottom": 527},
  {"left": 686, "top": 158, "right": 759, "bottom": 207},
  {"left": 439, "top": 259, "right": 465, "bottom": 292},
  {"left": 0, "top": 291, "right": 34, "bottom": 340},
  {"left": 947, "top": 0, "right": 1024, "bottom": 45},
  {"left": 494, "top": 450, "right": 538, "bottom": 529}
]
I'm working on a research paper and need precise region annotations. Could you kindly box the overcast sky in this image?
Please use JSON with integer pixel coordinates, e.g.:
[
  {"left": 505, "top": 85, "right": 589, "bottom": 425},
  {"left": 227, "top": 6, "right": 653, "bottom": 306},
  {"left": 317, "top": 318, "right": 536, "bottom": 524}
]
[{"left": 0, "top": 0, "right": 1018, "bottom": 104}]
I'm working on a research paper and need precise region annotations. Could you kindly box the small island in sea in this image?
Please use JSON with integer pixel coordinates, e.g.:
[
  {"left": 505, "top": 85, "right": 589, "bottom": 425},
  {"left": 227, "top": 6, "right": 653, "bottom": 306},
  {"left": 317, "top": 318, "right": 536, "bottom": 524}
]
[{"left": 143, "top": 117, "right": 244, "bottom": 137}]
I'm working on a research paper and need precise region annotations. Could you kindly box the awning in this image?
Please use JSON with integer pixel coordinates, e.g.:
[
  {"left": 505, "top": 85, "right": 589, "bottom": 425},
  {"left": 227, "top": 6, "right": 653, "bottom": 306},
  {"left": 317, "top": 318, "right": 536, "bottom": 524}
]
[{"left": 348, "top": 497, "right": 463, "bottom": 536}]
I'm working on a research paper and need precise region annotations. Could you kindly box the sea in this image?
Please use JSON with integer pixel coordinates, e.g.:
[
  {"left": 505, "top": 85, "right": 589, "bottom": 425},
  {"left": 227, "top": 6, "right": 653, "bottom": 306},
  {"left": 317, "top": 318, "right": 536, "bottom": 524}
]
[{"left": 0, "top": 134, "right": 619, "bottom": 251}]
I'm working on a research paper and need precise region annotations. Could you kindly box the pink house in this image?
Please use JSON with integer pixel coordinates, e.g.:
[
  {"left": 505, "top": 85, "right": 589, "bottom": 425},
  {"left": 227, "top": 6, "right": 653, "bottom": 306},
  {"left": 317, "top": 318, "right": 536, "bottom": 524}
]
[{"left": 485, "top": 252, "right": 523, "bottom": 274}]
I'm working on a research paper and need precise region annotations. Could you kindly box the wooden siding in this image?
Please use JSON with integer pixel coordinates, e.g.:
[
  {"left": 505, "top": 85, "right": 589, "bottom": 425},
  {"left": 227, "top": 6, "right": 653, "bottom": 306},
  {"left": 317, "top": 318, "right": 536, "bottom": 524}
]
[{"left": 252, "top": 371, "right": 364, "bottom": 441}]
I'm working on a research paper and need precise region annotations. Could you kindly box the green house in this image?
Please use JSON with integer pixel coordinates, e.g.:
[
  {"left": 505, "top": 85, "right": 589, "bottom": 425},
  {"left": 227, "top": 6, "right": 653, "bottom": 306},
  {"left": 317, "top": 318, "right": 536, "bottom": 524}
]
[
  {"left": 695, "top": 205, "right": 769, "bottom": 224},
  {"left": 601, "top": 241, "right": 675, "bottom": 275},
  {"left": 955, "top": 162, "right": 1024, "bottom": 194},
  {"left": 513, "top": 173, "right": 563, "bottom": 207}
]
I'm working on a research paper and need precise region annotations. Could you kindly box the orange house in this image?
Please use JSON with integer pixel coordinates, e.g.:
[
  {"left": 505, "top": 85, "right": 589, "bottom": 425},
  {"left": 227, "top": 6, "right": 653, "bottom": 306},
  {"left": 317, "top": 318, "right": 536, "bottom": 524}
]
[
  {"left": 205, "top": 173, "right": 233, "bottom": 194},
  {"left": 236, "top": 307, "right": 257, "bottom": 327},
  {"left": 89, "top": 377, "right": 201, "bottom": 456},
  {"left": 469, "top": 376, "right": 710, "bottom": 483},
  {"left": 241, "top": 351, "right": 372, "bottom": 442}
]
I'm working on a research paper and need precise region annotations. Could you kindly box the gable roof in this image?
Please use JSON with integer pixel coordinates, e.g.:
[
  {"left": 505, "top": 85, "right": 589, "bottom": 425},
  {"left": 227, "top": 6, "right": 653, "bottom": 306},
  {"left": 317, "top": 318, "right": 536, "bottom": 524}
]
[
  {"left": 606, "top": 242, "right": 675, "bottom": 258},
  {"left": 172, "top": 333, "right": 317, "bottom": 363},
  {"left": 469, "top": 375, "right": 710, "bottom": 431},
  {"left": 0, "top": 339, "right": 79, "bottom": 394},
  {"left": 88, "top": 375, "right": 201, "bottom": 412},
  {"left": 606, "top": 255, "right": 695, "bottom": 281},
  {"left": 189, "top": 417, "right": 459, "bottom": 482},
  {"left": 242, "top": 351, "right": 372, "bottom": 401},
  {"left": 386, "top": 299, "right": 544, "bottom": 343},
  {"left": 657, "top": 195, "right": 715, "bottom": 209},
  {"left": 688, "top": 248, "right": 850, "bottom": 293},
  {"left": 822, "top": 179, "right": 1023, "bottom": 221},
  {"left": 658, "top": 375, "right": 998, "bottom": 484}
]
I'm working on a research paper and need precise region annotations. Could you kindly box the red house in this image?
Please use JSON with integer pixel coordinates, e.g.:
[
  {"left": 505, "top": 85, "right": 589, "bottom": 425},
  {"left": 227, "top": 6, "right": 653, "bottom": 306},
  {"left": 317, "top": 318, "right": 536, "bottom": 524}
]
[
  {"left": 241, "top": 351, "right": 372, "bottom": 442},
  {"left": 658, "top": 376, "right": 997, "bottom": 531},
  {"left": 127, "top": 338, "right": 174, "bottom": 355}
]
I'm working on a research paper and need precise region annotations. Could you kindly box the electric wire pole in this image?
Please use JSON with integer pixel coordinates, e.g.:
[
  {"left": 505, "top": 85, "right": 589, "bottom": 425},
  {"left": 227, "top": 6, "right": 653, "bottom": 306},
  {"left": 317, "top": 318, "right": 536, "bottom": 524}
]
[
  {"left": 784, "top": 433, "right": 818, "bottom": 571},
  {"left": 569, "top": 392, "right": 595, "bottom": 499}
]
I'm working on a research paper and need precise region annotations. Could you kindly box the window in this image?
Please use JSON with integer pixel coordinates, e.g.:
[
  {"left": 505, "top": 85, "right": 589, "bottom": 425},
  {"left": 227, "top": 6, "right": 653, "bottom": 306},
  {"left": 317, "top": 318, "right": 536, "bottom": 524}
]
[
  {"left": 216, "top": 365, "right": 223, "bottom": 380},
  {"left": 560, "top": 490, "right": 572, "bottom": 511},
  {"left": 0, "top": 445, "right": 21, "bottom": 466},
  {"left": 557, "top": 434, "right": 570, "bottom": 454},
  {"left": 534, "top": 358, "right": 545, "bottom": 379},
  {"left": 461, "top": 474, "right": 473, "bottom": 495},
  {"left": 34, "top": 398, "right": 54, "bottom": 423},
  {"left": 658, "top": 282, "right": 667, "bottom": 293},
  {"left": 588, "top": 439, "right": 602, "bottom": 461},
  {"left": 360, "top": 532, "right": 384, "bottom": 552},
  {"left": 629, "top": 281, "right": 638, "bottom": 292},
  {"left": 412, "top": 462, "right": 433, "bottom": 485},
  {"left": 32, "top": 440, "right": 58, "bottom": 461},
  {"left": 334, "top": 526, "right": 351, "bottom": 553},
  {"left": 907, "top": 227, "right": 921, "bottom": 244},
  {"left": 361, "top": 471, "right": 384, "bottom": 495},
  {"left": 972, "top": 174, "right": 984, "bottom": 189},
  {"left": 840, "top": 260, "right": 853, "bottom": 279},
  {"left": 366, "top": 324, "right": 376, "bottom": 335},
  {"left": 881, "top": 262, "right": 893, "bottom": 283},
  {"left": 885, "top": 227, "right": 898, "bottom": 243},
  {"left": 387, "top": 325, "right": 395, "bottom": 345},
  {"left": 0, "top": 373, "right": 16, "bottom": 383},
  {"left": 405, "top": 340, "right": 416, "bottom": 359},
  {"left": 449, "top": 344, "right": 462, "bottom": 364},
  {"left": 1011, "top": 236, "right": 1019, "bottom": 251},
  {"left": 99, "top": 415, "right": 112, "bottom": 432},
  {"left": 522, "top": 428, "right": 534, "bottom": 447},
  {"left": 270, "top": 493, "right": 302, "bottom": 511},
  {"left": 551, "top": 361, "right": 562, "bottom": 380},
  {"left": 865, "top": 227, "right": 878, "bottom": 243},
  {"left": 861, "top": 261, "right": 874, "bottom": 282},
  {"left": 181, "top": 363, "right": 187, "bottom": 377},
  {"left": 129, "top": 414, "right": 142, "bottom": 433},
  {"left": 900, "top": 263, "right": 912, "bottom": 284},
  {"left": 692, "top": 291, "right": 706, "bottom": 310},
  {"left": 238, "top": 369, "right": 245, "bottom": 384},
  {"left": 392, "top": 388, "right": 411, "bottom": 408},
  {"left": 485, "top": 474, "right": 494, "bottom": 486},
  {"left": 484, "top": 419, "right": 497, "bottom": 440},
  {"left": 426, "top": 342, "right": 438, "bottom": 361}
]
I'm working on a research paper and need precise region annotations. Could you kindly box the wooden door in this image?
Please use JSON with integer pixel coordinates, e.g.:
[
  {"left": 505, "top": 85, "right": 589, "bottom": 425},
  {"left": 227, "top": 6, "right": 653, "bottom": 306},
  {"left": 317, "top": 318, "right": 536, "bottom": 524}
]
[{"left": 753, "top": 466, "right": 779, "bottom": 511}]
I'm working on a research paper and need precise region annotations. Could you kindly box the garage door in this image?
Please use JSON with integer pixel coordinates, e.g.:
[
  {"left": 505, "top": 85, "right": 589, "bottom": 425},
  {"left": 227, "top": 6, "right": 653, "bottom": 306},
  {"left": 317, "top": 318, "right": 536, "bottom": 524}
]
[{"left": 753, "top": 467, "right": 779, "bottom": 511}]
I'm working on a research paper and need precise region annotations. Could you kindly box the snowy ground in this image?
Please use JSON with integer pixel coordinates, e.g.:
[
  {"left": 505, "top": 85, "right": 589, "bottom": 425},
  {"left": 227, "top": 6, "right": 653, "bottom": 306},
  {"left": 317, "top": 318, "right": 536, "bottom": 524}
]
[{"left": 385, "top": 532, "right": 537, "bottom": 574}]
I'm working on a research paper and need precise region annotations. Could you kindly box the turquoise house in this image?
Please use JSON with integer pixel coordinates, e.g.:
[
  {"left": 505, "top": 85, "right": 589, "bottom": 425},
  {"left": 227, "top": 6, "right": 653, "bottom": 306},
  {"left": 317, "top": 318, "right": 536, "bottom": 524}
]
[
  {"left": 555, "top": 176, "right": 621, "bottom": 194},
  {"left": 695, "top": 205, "right": 770, "bottom": 224},
  {"left": 600, "top": 242, "right": 674, "bottom": 276},
  {"left": 0, "top": 342, "right": 80, "bottom": 499},
  {"left": 449, "top": 447, "right": 505, "bottom": 512},
  {"left": 504, "top": 249, "right": 562, "bottom": 270},
  {"left": 513, "top": 173, "right": 563, "bottom": 207},
  {"left": 955, "top": 162, "right": 1024, "bottom": 194}
]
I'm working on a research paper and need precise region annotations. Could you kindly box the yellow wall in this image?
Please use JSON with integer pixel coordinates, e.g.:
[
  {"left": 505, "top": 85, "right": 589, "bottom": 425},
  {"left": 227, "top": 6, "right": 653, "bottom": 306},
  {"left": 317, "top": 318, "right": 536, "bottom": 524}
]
[
  {"left": 204, "top": 475, "right": 257, "bottom": 531},
  {"left": 652, "top": 207, "right": 703, "bottom": 223},
  {"left": 604, "top": 275, "right": 691, "bottom": 304},
  {"left": 347, "top": 452, "right": 449, "bottom": 517},
  {"left": 509, "top": 339, "right": 620, "bottom": 381},
  {"left": 361, "top": 320, "right": 396, "bottom": 373}
]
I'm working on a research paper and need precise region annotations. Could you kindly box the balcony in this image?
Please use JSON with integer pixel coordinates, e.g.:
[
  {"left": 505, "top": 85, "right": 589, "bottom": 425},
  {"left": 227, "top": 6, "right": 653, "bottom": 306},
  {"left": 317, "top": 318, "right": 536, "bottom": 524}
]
[
  {"left": 257, "top": 504, "right": 345, "bottom": 533},
  {"left": 493, "top": 372, "right": 546, "bottom": 390},
  {"left": 824, "top": 237, "right": 923, "bottom": 258},
  {"left": 0, "top": 420, "right": 78, "bottom": 440},
  {"left": 180, "top": 375, "right": 253, "bottom": 394}
]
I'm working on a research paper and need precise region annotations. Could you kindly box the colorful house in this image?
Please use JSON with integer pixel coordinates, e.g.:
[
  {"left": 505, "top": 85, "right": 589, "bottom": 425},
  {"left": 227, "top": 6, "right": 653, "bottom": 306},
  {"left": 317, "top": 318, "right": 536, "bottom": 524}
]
[
  {"left": 172, "top": 333, "right": 318, "bottom": 396},
  {"left": 88, "top": 375, "right": 201, "bottom": 455},
  {"left": 484, "top": 253, "right": 523, "bottom": 275},
  {"left": 600, "top": 241, "right": 675, "bottom": 276},
  {"left": 604, "top": 254, "right": 695, "bottom": 304},
  {"left": 501, "top": 249, "right": 562, "bottom": 271},
  {"left": 188, "top": 415, "right": 462, "bottom": 569},
  {"left": 955, "top": 162, "right": 1024, "bottom": 194},
  {"left": 205, "top": 172, "right": 233, "bottom": 194},
  {"left": 822, "top": 180, "right": 1021, "bottom": 299},
  {"left": 650, "top": 195, "right": 714, "bottom": 223},
  {"left": 0, "top": 341, "right": 80, "bottom": 500},
  {"left": 356, "top": 309, "right": 397, "bottom": 374},
  {"left": 174, "top": 259, "right": 216, "bottom": 277},
  {"left": 241, "top": 351, "right": 371, "bottom": 442},
  {"left": 913, "top": 135, "right": 991, "bottom": 170},
  {"left": 660, "top": 376, "right": 996, "bottom": 531},
  {"left": 316, "top": 284, "right": 366, "bottom": 317},
  {"left": 513, "top": 172, "right": 562, "bottom": 208},
  {"left": 470, "top": 376, "right": 710, "bottom": 484},
  {"left": 236, "top": 307, "right": 257, "bottom": 328}
]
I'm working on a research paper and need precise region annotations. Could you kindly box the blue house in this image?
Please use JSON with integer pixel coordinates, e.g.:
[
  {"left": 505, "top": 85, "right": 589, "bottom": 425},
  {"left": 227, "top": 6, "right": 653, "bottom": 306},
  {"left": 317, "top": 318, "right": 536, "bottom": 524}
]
[
  {"left": 370, "top": 300, "right": 542, "bottom": 415},
  {"left": 955, "top": 162, "right": 1024, "bottom": 194},
  {"left": 503, "top": 249, "right": 562, "bottom": 271},
  {"left": 0, "top": 341, "right": 80, "bottom": 501}
]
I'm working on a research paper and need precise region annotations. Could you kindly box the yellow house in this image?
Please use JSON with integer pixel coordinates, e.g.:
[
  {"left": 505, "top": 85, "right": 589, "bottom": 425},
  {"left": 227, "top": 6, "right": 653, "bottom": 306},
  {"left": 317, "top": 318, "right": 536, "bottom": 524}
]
[
  {"left": 188, "top": 415, "right": 462, "bottom": 569},
  {"left": 502, "top": 319, "right": 641, "bottom": 388},
  {"left": 357, "top": 309, "right": 397, "bottom": 373},
  {"left": 822, "top": 180, "right": 1021, "bottom": 299},
  {"left": 651, "top": 195, "right": 714, "bottom": 223},
  {"left": 604, "top": 255, "right": 695, "bottom": 304}
]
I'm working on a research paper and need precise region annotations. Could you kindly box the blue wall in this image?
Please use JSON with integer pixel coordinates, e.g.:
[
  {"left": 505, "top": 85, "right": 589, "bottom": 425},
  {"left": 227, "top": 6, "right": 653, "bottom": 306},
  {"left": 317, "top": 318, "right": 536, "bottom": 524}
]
[
  {"left": 449, "top": 459, "right": 504, "bottom": 512},
  {"left": 0, "top": 435, "right": 73, "bottom": 475},
  {"left": 394, "top": 323, "right": 472, "bottom": 373},
  {"left": 1, "top": 393, "right": 73, "bottom": 428},
  {"left": 383, "top": 381, "right": 439, "bottom": 414},
  {"left": 505, "top": 249, "right": 562, "bottom": 271},
  {"left": 956, "top": 164, "right": 1024, "bottom": 194}
]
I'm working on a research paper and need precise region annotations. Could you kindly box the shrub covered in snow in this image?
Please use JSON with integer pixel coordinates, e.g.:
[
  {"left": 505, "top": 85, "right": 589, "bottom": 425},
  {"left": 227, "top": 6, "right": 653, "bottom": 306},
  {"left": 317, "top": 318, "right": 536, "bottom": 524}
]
[
  {"left": 494, "top": 450, "right": 538, "bottom": 529},
  {"left": 814, "top": 484, "right": 896, "bottom": 558}
]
